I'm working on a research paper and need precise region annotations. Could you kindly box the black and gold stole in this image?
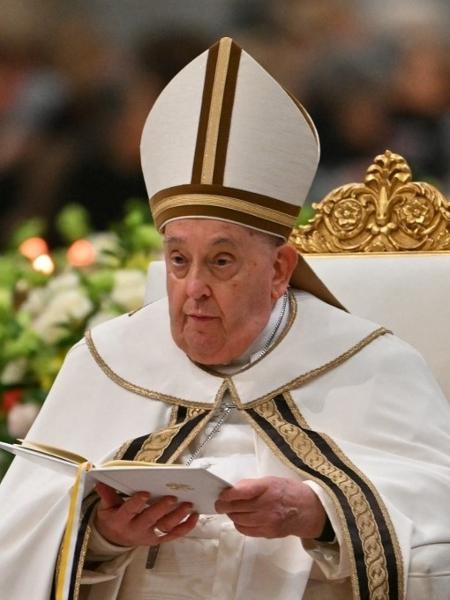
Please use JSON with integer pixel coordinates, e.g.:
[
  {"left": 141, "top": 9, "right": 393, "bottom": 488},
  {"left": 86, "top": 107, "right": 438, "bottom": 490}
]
[
  {"left": 243, "top": 392, "right": 404, "bottom": 600},
  {"left": 53, "top": 404, "right": 213, "bottom": 600}
]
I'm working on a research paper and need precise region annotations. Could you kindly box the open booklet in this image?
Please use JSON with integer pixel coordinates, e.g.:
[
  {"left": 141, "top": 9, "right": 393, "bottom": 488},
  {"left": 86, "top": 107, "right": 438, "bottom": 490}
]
[{"left": 0, "top": 440, "right": 231, "bottom": 514}]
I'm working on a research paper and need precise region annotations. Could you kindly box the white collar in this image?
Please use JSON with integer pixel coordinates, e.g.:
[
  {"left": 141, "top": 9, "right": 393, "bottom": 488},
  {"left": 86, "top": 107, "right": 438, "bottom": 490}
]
[{"left": 88, "top": 291, "right": 385, "bottom": 408}]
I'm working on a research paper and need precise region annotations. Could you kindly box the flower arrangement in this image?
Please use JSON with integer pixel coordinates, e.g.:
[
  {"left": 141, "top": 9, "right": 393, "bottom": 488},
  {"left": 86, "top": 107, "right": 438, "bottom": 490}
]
[{"left": 0, "top": 201, "right": 162, "bottom": 479}]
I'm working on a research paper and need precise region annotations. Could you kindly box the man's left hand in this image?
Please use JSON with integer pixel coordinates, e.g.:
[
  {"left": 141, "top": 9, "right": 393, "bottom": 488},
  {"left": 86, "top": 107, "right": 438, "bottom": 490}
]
[{"left": 215, "top": 476, "right": 326, "bottom": 539}]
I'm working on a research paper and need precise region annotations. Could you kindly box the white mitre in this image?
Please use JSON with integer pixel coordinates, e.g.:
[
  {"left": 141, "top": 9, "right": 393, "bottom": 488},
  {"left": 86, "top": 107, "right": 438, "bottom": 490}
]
[{"left": 141, "top": 36, "right": 342, "bottom": 308}]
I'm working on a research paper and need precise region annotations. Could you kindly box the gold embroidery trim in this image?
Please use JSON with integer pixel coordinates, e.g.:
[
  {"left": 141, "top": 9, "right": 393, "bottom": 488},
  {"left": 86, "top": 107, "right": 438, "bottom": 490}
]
[
  {"left": 73, "top": 523, "right": 92, "bottom": 600},
  {"left": 234, "top": 326, "right": 391, "bottom": 409},
  {"left": 242, "top": 404, "right": 362, "bottom": 599},
  {"left": 151, "top": 183, "right": 299, "bottom": 215},
  {"left": 54, "top": 494, "right": 97, "bottom": 600},
  {"left": 201, "top": 37, "right": 232, "bottom": 184},
  {"left": 169, "top": 405, "right": 179, "bottom": 427},
  {"left": 164, "top": 403, "right": 220, "bottom": 465},
  {"left": 71, "top": 490, "right": 107, "bottom": 600},
  {"left": 71, "top": 492, "right": 101, "bottom": 600},
  {"left": 112, "top": 396, "right": 222, "bottom": 469},
  {"left": 244, "top": 395, "right": 404, "bottom": 600},
  {"left": 85, "top": 329, "right": 216, "bottom": 409},
  {"left": 134, "top": 423, "right": 188, "bottom": 463},
  {"left": 281, "top": 391, "right": 359, "bottom": 596},
  {"left": 114, "top": 439, "right": 134, "bottom": 460},
  {"left": 282, "top": 390, "right": 309, "bottom": 428},
  {"left": 284, "top": 390, "right": 404, "bottom": 599},
  {"left": 309, "top": 418, "right": 404, "bottom": 599},
  {"left": 86, "top": 307, "right": 388, "bottom": 412},
  {"left": 53, "top": 540, "right": 63, "bottom": 598},
  {"left": 152, "top": 194, "right": 296, "bottom": 228},
  {"left": 241, "top": 402, "right": 361, "bottom": 600},
  {"left": 56, "top": 462, "right": 89, "bottom": 600},
  {"left": 134, "top": 405, "right": 213, "bottom": 464}
]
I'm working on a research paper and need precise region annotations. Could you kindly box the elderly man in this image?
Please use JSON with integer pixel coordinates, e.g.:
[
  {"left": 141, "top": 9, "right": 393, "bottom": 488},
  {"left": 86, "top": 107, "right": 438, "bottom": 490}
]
[{"left": 1, "top": 38, "right": 450, "bottom": 600}]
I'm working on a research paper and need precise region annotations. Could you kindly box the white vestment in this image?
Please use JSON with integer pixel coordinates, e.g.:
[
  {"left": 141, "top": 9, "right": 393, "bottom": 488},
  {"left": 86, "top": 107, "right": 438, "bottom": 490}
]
[{"left": 0, "top": 291, "right": 449, "bottom": 600}]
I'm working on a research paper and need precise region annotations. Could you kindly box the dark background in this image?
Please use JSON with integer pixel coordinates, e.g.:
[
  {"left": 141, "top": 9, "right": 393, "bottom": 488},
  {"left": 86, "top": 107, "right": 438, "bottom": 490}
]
[{"left": 1, "top": 0, "right": 449, "bottom": 246}]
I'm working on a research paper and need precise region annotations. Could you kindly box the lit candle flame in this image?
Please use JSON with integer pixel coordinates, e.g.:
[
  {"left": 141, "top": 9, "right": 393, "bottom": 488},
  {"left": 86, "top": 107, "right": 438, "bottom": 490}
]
[
  {"left": 32, "top": 254, "right": 55, "bottom": 275},
  {"left": 67, "top": 239, "right": 96, "bottom": 267},
  {"left": 19, "top": 237, "right": 49, "bottom": 260}
]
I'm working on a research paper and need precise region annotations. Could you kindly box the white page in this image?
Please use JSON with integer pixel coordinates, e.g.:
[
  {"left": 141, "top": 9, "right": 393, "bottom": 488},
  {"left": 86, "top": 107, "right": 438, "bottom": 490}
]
[
  {"left": 0, "top": 442, "right": 230, "bottom": 514},
  {"left": 0, "top": 442, "right": 79, "bottom": 478},
  {"left": 90, "top": 466, "right": 230, "bottom": 514}
]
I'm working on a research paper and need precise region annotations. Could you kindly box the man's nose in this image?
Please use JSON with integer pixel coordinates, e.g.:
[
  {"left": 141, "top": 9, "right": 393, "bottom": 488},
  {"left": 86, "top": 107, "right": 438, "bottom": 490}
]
[{"left": 185, "top": 266, "right": 211, "bottom": 300}]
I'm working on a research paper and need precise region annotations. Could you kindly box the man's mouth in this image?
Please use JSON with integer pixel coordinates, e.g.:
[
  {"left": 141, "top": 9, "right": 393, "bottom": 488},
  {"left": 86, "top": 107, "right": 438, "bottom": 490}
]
[{"left": 187, "top": 314, "right": 217, "bottom": 322}]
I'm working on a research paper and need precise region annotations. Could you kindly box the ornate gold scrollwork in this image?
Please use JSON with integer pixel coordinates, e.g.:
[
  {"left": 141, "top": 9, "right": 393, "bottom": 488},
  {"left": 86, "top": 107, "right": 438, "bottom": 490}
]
[{"left": 290, "top": 150, "right": 450, "bottom": 252}]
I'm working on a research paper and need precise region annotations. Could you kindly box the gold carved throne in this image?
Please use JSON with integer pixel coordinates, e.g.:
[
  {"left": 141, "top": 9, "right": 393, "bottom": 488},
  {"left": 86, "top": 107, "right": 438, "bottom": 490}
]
[{"left": 291, "top": 150, "right": 450, "bottom": 398}]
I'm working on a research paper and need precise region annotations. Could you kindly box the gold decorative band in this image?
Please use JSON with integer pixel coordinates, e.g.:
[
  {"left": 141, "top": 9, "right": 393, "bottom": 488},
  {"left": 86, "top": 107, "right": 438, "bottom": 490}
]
[
  {"left": 245, "top": 396, "right": 404, "bottom": 600},
  {"left": 152, "top": 194, "right": 296, "bottom": 231},
  {"left": 201, "top": 37, "right": 232, "bottom": 184},
  {"left": 191, "top": 41, "right": 219, "bottom": 183},
  {"left": 152, "top": 184, "right": 299, "bottom": 215},
  {"left": 56, "top": 461, "right": 90, "bottom": 600},
  {"left": 212, "top": 41, "right": 241, "bottom": 184},
  {"left": 85, "top": 329, "right": 216, "bottom": 409}
]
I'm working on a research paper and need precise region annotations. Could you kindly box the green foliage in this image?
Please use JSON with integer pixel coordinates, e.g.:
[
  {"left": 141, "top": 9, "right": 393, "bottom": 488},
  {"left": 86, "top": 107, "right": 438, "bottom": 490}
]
[
  {"left": 296, "top": 203, "right": 315, "bottom": 226},
  {"left": 55, "top": 204, "right": 92, "bottom": 243},
  {"left": 8, "top": 218, "right": 46, "bottom": 248},
  {"left": 0, "top": 201, "right": 162, "bottom": 480}
]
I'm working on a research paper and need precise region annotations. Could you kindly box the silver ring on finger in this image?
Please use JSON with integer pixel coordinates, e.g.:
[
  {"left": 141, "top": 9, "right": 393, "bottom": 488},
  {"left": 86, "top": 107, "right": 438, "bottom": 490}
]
[{"left": 153, "top": 525, "right": 168, "bottom": 538}]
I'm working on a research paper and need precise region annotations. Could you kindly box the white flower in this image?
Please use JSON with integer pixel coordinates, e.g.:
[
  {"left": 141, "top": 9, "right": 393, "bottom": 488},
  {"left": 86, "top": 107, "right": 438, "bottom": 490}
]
[
  {"left": 7, "top": 404, "right": 40, "bottom": 439},
  {"left": 47, "top": 271, "right": 80, "bottom": 293},
  {"left": 32, "top": 288, "right": 94, "bottom": 343},
  {"left": 110, "top": 269, "right": 146, "bottom": 312},
  {"left": 89, "top": 232, "right": 120, "bottom": 265},
  {"left": 21, "top": 271, "right": 80, "bottom": 318},
  {"left": 20, "top": 287, "right": 47, "bottom": 317},
  {"left": 1, "top": 358, "right": 28, "bottom": 385}
]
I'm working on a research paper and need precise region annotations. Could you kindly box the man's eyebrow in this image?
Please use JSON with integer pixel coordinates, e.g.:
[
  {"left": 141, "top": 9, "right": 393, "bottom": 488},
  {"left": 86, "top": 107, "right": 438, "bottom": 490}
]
[
  {"left": 164, "top": 236, "right": 237, "bottom": 246},
  {"left": 164, "top": 236, "right": 185, "bottom": 245},
  {"left": 210, "top": 237, "right": 237, "bottom": 246}
]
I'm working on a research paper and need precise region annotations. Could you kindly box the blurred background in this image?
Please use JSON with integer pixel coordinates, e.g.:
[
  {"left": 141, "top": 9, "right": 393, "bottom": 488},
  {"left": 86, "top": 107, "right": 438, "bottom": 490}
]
[
  {"left": 0, "top": 0, "right": 449, "bottom": 475},
  {"left": 1, "top": 0, "right": 449, "bottom": 247}
]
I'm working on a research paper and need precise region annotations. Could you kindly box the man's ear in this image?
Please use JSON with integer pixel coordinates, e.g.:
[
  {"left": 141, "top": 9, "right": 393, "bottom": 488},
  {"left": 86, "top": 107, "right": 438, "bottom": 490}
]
[{"left": 271, "top": 243, "right": 298, "bottom": 300}]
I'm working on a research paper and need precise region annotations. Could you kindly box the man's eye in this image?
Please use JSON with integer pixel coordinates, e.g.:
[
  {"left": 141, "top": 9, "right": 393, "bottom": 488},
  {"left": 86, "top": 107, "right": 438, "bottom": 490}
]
[
  {"left": 171, "top": 254, "right": 186, "bottom": 266},
  {"left": 213, "top": 255, "right": 233, "bottom": 267}
]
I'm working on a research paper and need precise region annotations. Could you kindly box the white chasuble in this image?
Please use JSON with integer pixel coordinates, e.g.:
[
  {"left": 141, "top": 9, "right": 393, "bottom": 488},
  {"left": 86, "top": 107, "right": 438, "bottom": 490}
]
[{"left": 0, "top": 291, "right": 449, "bottom": 599}]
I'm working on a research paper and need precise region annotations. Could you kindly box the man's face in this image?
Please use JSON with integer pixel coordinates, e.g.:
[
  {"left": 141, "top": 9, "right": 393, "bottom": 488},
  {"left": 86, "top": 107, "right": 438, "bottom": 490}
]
[{"left": 164, "top": 219, "right": 290, "bottom": 365}]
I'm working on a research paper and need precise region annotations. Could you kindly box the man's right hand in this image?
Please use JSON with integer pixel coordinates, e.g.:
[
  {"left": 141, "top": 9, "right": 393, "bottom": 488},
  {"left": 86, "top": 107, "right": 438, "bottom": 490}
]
[{"left": 94, "top": 482, "right": 199, "bottom": 547}]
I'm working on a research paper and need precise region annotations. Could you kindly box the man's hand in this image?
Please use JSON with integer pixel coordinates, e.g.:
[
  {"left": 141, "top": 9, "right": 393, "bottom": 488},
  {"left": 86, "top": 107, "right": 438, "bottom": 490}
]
[
  {"left": 215, "top": 476, "right": 326, "bottom": 539},
  {"left": 94, "top": 482, "right": 199, "bottom": 547}
]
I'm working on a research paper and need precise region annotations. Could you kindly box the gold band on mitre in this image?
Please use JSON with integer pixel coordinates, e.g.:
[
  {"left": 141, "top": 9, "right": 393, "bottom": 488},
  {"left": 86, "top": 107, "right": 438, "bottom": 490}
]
[
  {"left": 150, "top": 183, "right": 345, "bottom": 310},
  {"left": 151, "top": 184, "right": 299, "bottom": 238}
]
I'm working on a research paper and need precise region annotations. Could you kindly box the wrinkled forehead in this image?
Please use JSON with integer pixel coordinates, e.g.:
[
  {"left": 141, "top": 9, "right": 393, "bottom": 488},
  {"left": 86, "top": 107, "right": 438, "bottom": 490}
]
[{"left": 163, "top": 216, "right": 286, "bottom": 244}]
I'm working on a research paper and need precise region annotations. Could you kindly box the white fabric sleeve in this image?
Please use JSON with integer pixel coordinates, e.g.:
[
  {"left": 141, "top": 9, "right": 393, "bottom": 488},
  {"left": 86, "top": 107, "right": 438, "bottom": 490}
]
[
  {"left": 87, "top": 518, "right": 135, "bottom": 562},
  {"left": 80, "top": 510, "right": 139, "bottom": 589},
  {"left": 302, "top": 480, "right": 413, "bottom": 587},
  {"left": 301, "top": 480, "right": 351, "bottom": 580}
]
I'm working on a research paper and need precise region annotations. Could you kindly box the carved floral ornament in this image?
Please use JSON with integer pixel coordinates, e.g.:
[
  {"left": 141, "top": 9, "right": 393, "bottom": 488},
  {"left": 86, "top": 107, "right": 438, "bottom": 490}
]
[{"left": 290, "top": 150, "right": 450, "bottom": 253}]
